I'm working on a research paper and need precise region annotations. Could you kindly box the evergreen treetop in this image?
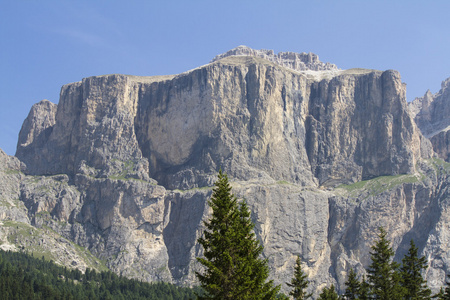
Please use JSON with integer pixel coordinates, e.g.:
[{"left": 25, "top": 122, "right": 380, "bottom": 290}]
[
  {"left": 400, "top": 239, "right": 432, "bottom": 300},
  {"left": 287, "top": 256, "right": 312, "bottom": 300},
  {"left": 358, "top": 276, "right": 370, "bottom": 300},
  {"left": 344, "top": 268, "right": 360, "bottom": 300},
  {"left": 432, "top": 287, "right": 445, "bottom": 300},
  {"left": 317, "top": 284, "right": 339, "bottom": 300},
  {"left": 444, "top": 274, "right": 450, "bottom": 300},
  {"left": 196, "top": 170, "right": 280, "bottom": 300},
  {"left": 367, "top": 227, "right": 405, "bottom": 300}
]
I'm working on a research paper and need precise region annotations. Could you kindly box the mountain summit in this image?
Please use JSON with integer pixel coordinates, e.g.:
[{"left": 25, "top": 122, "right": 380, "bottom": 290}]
[{"left": 211, "top": 45, "right": 339, "bottom": 71}]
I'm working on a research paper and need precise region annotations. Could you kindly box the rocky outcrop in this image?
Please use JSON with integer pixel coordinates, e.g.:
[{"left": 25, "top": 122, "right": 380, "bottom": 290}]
[
  {"left": 16, "top": 100, "right": 57, "bottom": 175},
  {"left": 211, "top": 45, "right": 338, "bottom": 72},
  {"left": 410, "top": 77, "right": 450, "bottom": 161},
  {"left": 0, "top": 149, "right": 103, "bottom": 272},
  {"left": 0, "top": 148, "right": 28, "bottom": 224},
  {"left": 16, "top": 76, "right": 157, "bottom": 181},
  {"left": 4, "top": 47, "right": 450, "bottom": 296}
]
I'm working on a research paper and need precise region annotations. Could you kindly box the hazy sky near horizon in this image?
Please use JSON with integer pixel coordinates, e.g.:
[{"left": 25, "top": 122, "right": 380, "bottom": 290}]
[{"left": 1, "top": 1, "right": 450, "bottom": 156}]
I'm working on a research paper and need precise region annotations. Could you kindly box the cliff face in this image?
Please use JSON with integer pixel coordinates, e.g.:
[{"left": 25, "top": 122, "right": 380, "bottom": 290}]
[
  {"left": 410, "top": 77, "right": 450, "bottom": 161},
  {"left": 17, "top": 55, "right": 424, "bottom": 189},
  {"left": 3, "top": 47, "right": 448, "bottom": 295}
]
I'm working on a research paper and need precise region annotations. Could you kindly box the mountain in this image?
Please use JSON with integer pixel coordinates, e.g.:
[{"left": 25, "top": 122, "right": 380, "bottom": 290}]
[
  {"left": 410, "top": 77, "right": 450, "bottom": 161},
  {"left": 1, "top": 46, "right": 449, "bottom": 296}
]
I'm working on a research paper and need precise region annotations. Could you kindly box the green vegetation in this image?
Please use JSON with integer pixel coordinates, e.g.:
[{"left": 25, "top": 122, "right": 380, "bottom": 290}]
[
  {"left": 287, "top": 256, "right": 312, "bottom": 300},
  {"left": 2, "top": 220, "right": 107, "bottom": 272},
  {"left": 0, "top": 249, "right": 198, "bottom": 299},
  {"left": 358, "top": 276, "right": 370, "bottom": 300},
  {"left": 195, "top": 172, "right": 450, "bottom": 299},
  {"left": 444, "top": 275, "right": 450, "bottom": 299},
  {"left": 108, "top": 159, "right": 136, "bottom": 180},
  {"left": 343, "top": 268, "right": 359, "bottom": 300},
  {"left": 276, "top": 180, "right": 291, "bottom": 185},
  {"left": 317, "top": 227, "right": 440, "bottom": 299},
  {"left": 196, "top": 170, "right": 280, "bottom": 299},
  {"left": 172, "top": 185, "right": 213, "bottom": 193},
  {"left": 4, "top": 169, "right": 22, "bottom": 175},
  {"left": 338, "top": 227, "right": 441, "bottom": 300},
  {"left": 367, "top": 227, "right": 404, "bottom": 299},
  {"left": 5, "top": 170, "right": 450, "bottom": 298},
  {"left": 400, "top": 240, "right": 432, "bottom": 299},
  {"left": 317, "top": 284, "right": 339, "bottom": 300},
  {"left": 337, "top": 174, "right": 419, "bottom": 197},
  {"left": 427, "top": 158, "right": 450, "bottom": 177}
]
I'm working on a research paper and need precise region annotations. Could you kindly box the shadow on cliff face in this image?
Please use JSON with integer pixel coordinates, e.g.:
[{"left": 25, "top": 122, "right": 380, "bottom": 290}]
[{"left": 163, "top": 190, "right": 210, "bottom": 282}]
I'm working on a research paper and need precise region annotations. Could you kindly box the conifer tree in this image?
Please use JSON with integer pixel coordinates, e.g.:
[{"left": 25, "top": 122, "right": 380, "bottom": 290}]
[
  {"left": 344, "top": 268, "right": 360, "bottom": 300},
  {"left": 358, "top": 276, "right": 370, "bottom": 300},
  {"left": 287, "top": 256, "right": 312, "bottom": 300},
  {"left": 400, "top": 239, "right": 432, "bottom": 300},
  {"left": 317, "top": 284, "right": 339, "bottom": 300},
  {"left": 196, "top": 171, "right": 280, "bottom": 300},
  {"left": 444, "top": 275, "right": 450, "bottom": 300},
  {"left": 432, "top": 287, "right": 445, "bottom": 300},
  {"left": 367, "top": 227, "right": 405, "bottom": 300}
]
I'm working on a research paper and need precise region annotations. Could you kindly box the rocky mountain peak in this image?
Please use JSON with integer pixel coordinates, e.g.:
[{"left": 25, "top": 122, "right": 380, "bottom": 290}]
[
  {"left": 210, "top": 45, "right": 339, "bottom": 72},
  {"left": 441, "top": 76, "right": 450, "bottom": 90},
  {"left": 411, "top": 76, "right": 450, "bottom": 161},
  {"left": 411, "top": 77, "right": 450, "bottom": 137}
]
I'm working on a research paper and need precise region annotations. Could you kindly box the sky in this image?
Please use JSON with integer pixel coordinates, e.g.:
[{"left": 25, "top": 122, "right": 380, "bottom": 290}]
[{"left": 1, "top": 1, "right": 450, "bottom": 156}]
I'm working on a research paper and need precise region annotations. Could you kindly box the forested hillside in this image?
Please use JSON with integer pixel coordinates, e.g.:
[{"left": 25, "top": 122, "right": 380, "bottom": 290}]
[{"left": 0, "top": 250, "right": 199, "bottom": 299}]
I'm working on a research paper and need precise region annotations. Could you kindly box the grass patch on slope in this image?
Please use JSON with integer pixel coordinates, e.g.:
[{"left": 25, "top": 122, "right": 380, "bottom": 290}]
[
  {"left": 427, "top": 157, "right": 450, "bottom": 176},
  {"left": 336, "top": 174, "right": 419, "bottom": 197},
  {"left": 2, "top": 220, "right": 108, "bottom": 272},
  {"left": 108, "top": 159, "right": 135, "bottom": 180}
]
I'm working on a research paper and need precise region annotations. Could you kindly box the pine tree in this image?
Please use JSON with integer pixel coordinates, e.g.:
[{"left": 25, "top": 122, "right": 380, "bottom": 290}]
[
  {"left": 344, "top": 268, "right": 360, "bottom": 300},
  {"left": 444, "top": 274, "right": 450, "bottom": 300},
  {"left": 358, "top": 276, "right": 370, "bottom": 300},
  {"left": 432, "top": 287, "right": 445, "bottom": 300},
  {"left": 196, "top": 171, "right": 280, "bottom": 300},
  {"left": 400, "top": 239, "right": 432, "bottom": 300},
  {"left": 287, "top": 256, "right": 312, "bottom": 300},
  {"left": 367, "top": 227, "right": 405, "bottom": 300},
  {"left": 317, "top": 284, "right": 339, "bottom": 300}
]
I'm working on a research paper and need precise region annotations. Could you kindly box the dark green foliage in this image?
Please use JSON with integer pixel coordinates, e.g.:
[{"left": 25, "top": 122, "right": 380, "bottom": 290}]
[
  {"left": 344, "top": 268, "right": 359, "bottom": 300},
  {"left": 367, "top": 227, "right": 405, "bottom": 300},
  {"left": 432, "top": 287, "right": 445, "bottom": 299},
  {"left": 444, "top": 275, "right": 450, "bottom": 300},
  {"left": 317, "top": 284, "right": 339, "bottom": 300},
  {"left": 400, "top": 239, "right": 432, "bottom": 300},
  {"left": 357, "top": 276, "right": 370, "bottom": 300},
  {"left": 0, "top": 249, "right": 197, "bottom": 299},
  {"left": 196, "top": 170, "right": 280, "bottom": 299},
  {"left": 287, "top": 256, "right": 312, "bottom": 300}
]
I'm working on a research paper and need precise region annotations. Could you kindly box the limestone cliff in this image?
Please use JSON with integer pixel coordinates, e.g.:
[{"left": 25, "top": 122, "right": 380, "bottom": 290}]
[
  {"left": 17, "top": 55, "right": 425, "bottom": 188},
  {"left": 1, "top": 47, "right": 448, "bottom": 296},
  {"left": 410, "top": 77, "right": 450, "bottom": 161}
]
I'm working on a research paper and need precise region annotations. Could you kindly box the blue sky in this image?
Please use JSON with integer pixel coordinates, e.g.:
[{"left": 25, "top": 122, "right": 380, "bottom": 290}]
[{"left": 1, "top": 1, "right": 450, "bottom": 156}]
